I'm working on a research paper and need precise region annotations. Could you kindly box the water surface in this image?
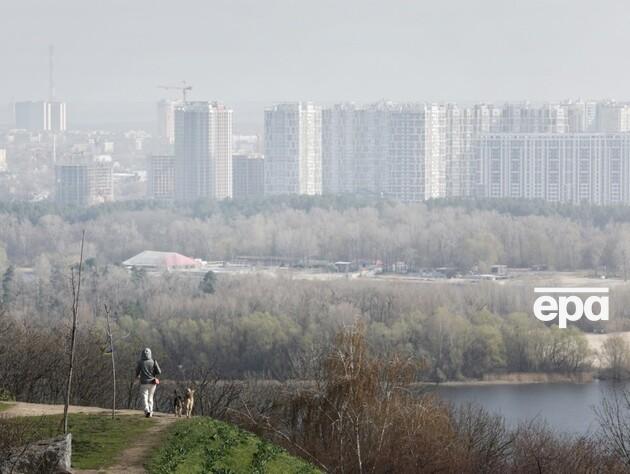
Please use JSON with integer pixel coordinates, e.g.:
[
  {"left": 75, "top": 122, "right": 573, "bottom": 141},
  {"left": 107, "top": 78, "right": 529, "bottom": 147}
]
[{"left": 433, "top": 380, "right": 623, "bottom": 434}]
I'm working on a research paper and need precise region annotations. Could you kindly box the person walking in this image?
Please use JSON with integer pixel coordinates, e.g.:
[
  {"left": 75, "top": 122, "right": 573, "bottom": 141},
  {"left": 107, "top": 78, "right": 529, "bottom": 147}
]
[{"left": 136, "top": 347, "right": 161, "bottom": 417}]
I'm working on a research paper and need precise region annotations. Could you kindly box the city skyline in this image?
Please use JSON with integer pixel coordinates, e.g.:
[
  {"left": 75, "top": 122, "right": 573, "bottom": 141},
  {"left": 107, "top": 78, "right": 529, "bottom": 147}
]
[
  {"left": 12, "top": 97, "right": 630, "bottom": 207},
  {"left": 139, "top": 98, "right": 630, "bottom": 207}
]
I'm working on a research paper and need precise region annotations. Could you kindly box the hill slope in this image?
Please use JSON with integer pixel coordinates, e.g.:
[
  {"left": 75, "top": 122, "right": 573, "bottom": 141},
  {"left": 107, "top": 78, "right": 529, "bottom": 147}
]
[{"left": 148, "top": 417, "right": 320, "bottom": 473}]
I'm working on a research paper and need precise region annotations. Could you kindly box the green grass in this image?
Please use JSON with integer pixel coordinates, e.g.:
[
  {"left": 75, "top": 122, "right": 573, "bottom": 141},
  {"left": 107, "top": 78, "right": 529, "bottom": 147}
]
[
  {"left": 0, "top": 402, "right": 10, "bottom": 412},
  {"left": 0, "top": 413, "right": 154, "bottom": 469},
  {"left": 147, "top": 418, "right": 320, "bottom": 474}
]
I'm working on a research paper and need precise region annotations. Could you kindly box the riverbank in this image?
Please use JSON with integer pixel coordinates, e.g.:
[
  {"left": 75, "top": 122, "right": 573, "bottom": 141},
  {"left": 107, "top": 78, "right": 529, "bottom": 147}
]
[{"left": 419, "top": 371, "right": 596, "bottom": 387}]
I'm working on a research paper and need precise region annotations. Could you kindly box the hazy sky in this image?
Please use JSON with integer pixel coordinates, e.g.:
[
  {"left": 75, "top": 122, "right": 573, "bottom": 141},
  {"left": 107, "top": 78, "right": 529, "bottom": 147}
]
[{"left": 2, "top": 0, "right": 630, "bottom": 104}]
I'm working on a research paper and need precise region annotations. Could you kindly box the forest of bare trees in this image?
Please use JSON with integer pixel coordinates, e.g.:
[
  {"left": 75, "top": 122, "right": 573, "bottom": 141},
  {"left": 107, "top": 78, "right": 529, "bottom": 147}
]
[
  {"left": 2, "top": 196, "right": 630, "bottom": 273},
  {"left": 0, "top": 266, "right": 608, "bottom": 399}
]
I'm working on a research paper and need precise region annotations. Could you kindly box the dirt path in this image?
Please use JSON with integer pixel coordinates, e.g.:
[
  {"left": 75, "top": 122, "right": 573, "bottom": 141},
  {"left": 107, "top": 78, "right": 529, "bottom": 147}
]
[
  {"left": 1, "top": 401, "right": 140, "bottom": 418},
  {"left": 75, "top": 413, "right": 174, "bottom": 474},
  {"left": 2, "top": 402, "right": 176, "bottom": 473}
]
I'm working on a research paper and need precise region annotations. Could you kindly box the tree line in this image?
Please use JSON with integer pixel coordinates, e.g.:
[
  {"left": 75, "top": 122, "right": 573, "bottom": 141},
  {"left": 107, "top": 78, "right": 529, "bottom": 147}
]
[
  {"left": 2, "top": 196, "right": 630, "bottom": 273},
  {"left": 1, "top": 264, "right": 612, "bottom": 393}
]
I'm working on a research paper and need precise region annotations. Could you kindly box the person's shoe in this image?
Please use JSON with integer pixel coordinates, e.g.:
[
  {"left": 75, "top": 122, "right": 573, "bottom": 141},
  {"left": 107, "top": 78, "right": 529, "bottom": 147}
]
[
  {"left": 149, "top": 412, "right": 153, "bottom": 417},
  {"left": 145, "top": 412, "right": 150, "bottom": 418}
]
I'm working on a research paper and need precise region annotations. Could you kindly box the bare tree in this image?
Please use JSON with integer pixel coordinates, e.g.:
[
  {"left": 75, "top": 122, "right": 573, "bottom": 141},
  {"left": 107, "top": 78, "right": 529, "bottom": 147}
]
[
  {"left": 596, "top": 387, "right": 630, "bottom": 466},
  {"left": 104, "top": 304, "right": 116, "bottom": 419},
  {"left": 600, "top": 335, "right": 630, "bottom": 381},
  {"left": 62, "top": 230, "right": 85, "bottom": 434}
]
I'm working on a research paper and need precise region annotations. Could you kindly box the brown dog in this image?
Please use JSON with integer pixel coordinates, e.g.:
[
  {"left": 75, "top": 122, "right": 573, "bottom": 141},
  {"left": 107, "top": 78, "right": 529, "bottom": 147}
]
[
  {"left": 173, "top": 390, "right": 184, "bottom": 417},
  {"left": 183, "top": 388, "right": 195, "bottom": 418}
]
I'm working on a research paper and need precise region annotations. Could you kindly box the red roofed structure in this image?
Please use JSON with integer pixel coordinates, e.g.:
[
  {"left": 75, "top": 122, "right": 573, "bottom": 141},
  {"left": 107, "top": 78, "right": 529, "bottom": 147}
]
[{"left": 122, "top": 251, "right": 200, "bottom": 272}]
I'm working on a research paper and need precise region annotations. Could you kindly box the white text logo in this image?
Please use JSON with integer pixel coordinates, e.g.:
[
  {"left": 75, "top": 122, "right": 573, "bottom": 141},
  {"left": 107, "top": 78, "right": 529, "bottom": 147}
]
[{"left": 533, "top": 287, "right": 609, "bottom": 328}]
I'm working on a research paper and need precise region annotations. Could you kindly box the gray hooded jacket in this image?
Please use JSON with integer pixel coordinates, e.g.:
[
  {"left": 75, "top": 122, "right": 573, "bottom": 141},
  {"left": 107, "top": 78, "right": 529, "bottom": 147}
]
[{"left": 135, "top": 348, "right": 161, "bottom": 385}]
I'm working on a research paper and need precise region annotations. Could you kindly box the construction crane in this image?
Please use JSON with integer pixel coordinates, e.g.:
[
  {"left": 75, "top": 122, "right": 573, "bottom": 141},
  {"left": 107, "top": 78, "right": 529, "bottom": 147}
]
[{"left": 157, "top": 81, "right": 192, "bottom": 102}]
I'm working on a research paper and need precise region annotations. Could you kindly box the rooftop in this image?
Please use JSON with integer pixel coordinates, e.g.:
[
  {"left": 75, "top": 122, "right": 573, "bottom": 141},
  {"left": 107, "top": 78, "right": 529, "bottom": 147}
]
[{"left": 122, "top": 250, "right": 200, "bottom": 271}]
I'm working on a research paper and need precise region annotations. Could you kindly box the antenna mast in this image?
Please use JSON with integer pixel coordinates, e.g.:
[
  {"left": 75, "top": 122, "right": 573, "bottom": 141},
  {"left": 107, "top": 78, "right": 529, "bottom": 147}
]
[{"left": 49, "top": 44, "right": 55, "bottom": 101}]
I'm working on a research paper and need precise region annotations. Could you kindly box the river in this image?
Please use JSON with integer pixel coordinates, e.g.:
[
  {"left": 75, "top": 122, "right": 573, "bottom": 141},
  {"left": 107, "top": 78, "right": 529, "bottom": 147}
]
[{"left": 433, "top": 380, "right": 625, "bottom": 434}]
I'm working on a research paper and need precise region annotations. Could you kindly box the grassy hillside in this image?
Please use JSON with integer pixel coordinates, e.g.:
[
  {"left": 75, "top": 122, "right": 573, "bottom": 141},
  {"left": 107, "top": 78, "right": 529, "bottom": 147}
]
[
  {"left": 0, "top": 413, "right": 154, "bottom": 469},
  {"left": 147, "top": 418, "right": 320, "bottom": 474}
]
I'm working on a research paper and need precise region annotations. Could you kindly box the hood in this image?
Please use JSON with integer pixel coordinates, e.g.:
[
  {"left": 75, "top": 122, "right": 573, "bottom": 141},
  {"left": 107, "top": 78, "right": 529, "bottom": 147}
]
[{"left": 141, "top": 347, "right": 152, "bottom": 360}]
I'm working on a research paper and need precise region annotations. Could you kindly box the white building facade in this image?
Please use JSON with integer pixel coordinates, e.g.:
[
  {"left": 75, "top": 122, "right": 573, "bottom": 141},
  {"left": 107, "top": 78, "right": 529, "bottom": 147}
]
[
  {"left": 174, "top": 101, "right": 233, "bottom": 201},
  {"left": 322, "top": 103, "right": 388, "bottom": 195},
  {"left": 477, "top": 133, "right": 630, "bottom": 205},
  {"left": 157, "top": 99, "right": 178, "bottom": 145},
  {"left": 322, "top": 102, "right": 448, "bottom": 202},
  {"left": 264, "top": 102, "right": 322, "bottom": 195}
]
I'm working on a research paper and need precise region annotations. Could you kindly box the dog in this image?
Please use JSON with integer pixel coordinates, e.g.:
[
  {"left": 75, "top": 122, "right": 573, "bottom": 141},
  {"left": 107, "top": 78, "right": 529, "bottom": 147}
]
[
  {"left": 183, "top": 388, "right": 195, "bottom": 418},
  {"left": 173, "top": 390, "right": 184, "bottom": 417}
]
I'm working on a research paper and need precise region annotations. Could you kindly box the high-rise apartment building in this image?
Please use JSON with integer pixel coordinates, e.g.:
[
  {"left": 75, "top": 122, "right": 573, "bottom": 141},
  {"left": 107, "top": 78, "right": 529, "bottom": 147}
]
[
  {"left": 476, "top": 133, "right": 630, "bottom": 205},
  {"left": 457, "top": 104, "right": 505, "bottom": 197},
  {"left": 564, "top": 100, "right": 598, "bottom": 132},
  {"left": 232, "top": 154, "right": 264, "bottom": 199},
  {"left": 157, "top": 99, "right": 178, "bottom": 145},
  {"left": 499, "top": 103, "right": 568, "bottom": 133},
  {"left": 322, "top": 102, "right": 449, "bottom": 201},
  {"left": 174, "top": 101, "right": 233, "bottom": 201},
  {"left": 147, "top": 155, "right": 175, "bottom": 200},
  {"left": 385, "top": 104, "right": 447, "bottom": 201},
  {"left": 322, "top": 103, "right": 388, "bottom": 195},
  {"left": 322, "top": 104, "right": 353, "bottom": 195},
  {"left": 445, "top": 104, "right": 466, "bottom": 198},
  {"left": 264, "top": 102, "right": 322, "bottom": 195},
  {"left": 468, "top": 104, "right": 503, "bottom": 135},
  {"left": 55, "top": 155, "right": 113, "bottom": 206},
  {"left": 595, "top": 102, "right": 630, "bottom": 132}
]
